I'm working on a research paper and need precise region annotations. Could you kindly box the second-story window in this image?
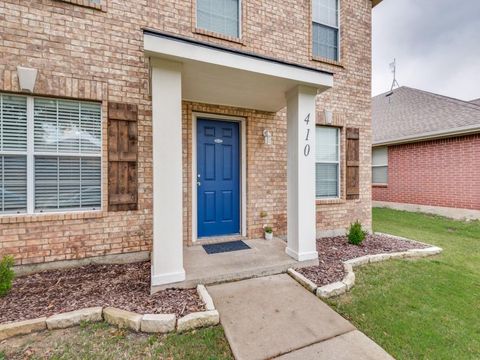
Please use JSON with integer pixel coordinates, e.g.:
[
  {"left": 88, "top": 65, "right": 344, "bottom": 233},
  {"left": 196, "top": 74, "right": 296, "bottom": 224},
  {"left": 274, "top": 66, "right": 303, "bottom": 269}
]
[
  {"left": 312, "top": 0, "right": 339, "bottom": 61},
  {"left": 197, "top": 0, "right": 241, "bottom": 38}
]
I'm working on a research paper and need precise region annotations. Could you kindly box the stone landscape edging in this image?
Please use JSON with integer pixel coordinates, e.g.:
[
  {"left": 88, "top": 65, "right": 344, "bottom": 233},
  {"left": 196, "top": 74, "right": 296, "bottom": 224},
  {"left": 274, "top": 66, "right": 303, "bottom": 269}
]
[
  {"left": 287, "top": 234, "right": 443, "bottom": 299},
  {"left": 0, "top": 284, "right": 219, "bottom": 341}
]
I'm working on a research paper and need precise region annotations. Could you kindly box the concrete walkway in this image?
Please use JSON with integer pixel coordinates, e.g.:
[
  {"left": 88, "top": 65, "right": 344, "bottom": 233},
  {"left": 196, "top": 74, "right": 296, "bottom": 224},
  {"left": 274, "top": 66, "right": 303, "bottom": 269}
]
[{"left": 208, "top": 274, "right": 394, "bottom": 360}]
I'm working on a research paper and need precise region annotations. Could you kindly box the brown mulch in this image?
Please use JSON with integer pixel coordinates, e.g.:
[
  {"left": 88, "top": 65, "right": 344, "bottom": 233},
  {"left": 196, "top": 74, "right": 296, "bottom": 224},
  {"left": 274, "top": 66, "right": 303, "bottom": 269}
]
[
  {"left": 297, "top": 234, "right": 427, "bottom": 287},
  {"left": 0, "top": 261, "right": 204, "bottom": 325}
]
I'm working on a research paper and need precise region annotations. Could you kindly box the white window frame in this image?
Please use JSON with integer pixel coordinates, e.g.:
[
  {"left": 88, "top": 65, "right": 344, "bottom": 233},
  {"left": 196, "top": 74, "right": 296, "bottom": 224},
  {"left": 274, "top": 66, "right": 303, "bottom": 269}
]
[
  {"left": 196, "top": 0, "right": 242, "bottom": 39},
  {"left": 0, "top": 94, "right": 102, "bottom": 216},
  {"left": 315, "top": 126, "right": 341, "bottom": 200},
  {"left": 372, "top": 146, "right": 388, "bottom": 185},
  {"left": 312, "top": 0, "right": 341, "bottom": 61}
]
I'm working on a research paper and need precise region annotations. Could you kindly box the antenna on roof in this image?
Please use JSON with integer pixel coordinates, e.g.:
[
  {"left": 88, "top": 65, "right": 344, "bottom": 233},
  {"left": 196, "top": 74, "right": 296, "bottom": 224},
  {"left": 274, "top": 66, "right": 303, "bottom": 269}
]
[{"left": 389, "top": 58, "right": 400, "bottom": 92}]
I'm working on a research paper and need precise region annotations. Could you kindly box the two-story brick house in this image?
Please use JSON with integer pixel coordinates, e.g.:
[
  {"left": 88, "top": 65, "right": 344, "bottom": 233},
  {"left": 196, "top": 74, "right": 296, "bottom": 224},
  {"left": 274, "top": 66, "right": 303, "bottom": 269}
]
[{"left": 0, "top": 0, "right": 381, "bottom": 288}]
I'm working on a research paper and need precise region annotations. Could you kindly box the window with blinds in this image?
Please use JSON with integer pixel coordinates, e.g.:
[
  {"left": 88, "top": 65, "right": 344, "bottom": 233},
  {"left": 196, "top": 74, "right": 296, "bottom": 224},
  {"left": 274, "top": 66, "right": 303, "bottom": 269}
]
[
  {"left": 312, "top": 0, "right": 339, "bottom": 61},
  {"left": 0, "top": 95, "right": 28, "bottom": 213},
  {"left": 372, "top": 146, "right": 388, "bottom": 184},
  {"left": 0, "top": 93, "right": 102, "bottom": 215},
  {"left": 316, "top": 126, "right": 340, "bottom": 198},
  {"left": 197, "top": 0, "right": 240, "bottom": 38}
]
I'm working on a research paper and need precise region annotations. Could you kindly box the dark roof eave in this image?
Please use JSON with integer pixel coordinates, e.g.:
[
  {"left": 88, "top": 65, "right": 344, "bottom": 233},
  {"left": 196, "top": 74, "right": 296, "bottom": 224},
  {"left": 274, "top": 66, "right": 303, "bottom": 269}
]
[{"left": 373, "top": 125, "right": 480, "bottom": 147}]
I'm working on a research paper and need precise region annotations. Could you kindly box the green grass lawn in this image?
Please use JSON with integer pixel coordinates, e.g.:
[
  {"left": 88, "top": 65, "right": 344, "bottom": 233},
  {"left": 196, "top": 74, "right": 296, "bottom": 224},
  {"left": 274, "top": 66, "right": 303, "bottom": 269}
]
[
  {"left": 328, "top": 208, "right": 480, "bottom": 359},
  {"left": 0, "top": 322, "right": 233, "bottom": 360}
]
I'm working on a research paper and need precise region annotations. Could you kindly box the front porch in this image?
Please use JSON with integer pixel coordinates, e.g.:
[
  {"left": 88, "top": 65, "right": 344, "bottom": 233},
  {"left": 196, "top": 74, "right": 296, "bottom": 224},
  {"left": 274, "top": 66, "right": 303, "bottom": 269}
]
[
  {"left": 152, "top": 238, "right": 319, "bottom": 291},
  {"left": 145, "top": 30, "right": 333, "bottom": 289}
]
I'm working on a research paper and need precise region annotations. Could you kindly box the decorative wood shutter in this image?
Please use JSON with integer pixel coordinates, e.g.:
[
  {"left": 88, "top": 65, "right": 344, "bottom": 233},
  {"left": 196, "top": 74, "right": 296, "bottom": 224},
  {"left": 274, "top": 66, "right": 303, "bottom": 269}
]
[
  {"left": 108, "top": 102, "right": 138, "bottom": 211},
  {"left": 346, "top": 128, "right": 360, "bottom": 200}
]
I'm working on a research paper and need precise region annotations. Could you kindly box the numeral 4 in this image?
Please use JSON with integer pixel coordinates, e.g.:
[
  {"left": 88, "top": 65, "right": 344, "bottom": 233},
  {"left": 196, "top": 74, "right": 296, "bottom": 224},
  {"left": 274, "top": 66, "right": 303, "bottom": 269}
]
[{"left": 304, "top": 113, "right": 310, "bottom": 125}]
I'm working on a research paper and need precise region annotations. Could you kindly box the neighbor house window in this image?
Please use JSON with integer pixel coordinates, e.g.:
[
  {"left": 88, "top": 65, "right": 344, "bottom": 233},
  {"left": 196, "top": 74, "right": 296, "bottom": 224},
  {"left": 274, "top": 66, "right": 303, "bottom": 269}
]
[
  {"left": 316, "top": 127, "right": 340, "bottom": 198},
  {"left": 0, "top": 93, "right": 102, "bottom": 215},
  {"left": 312, "top": 0, "right": 339, "bottom": 61},
  {"left": 197, "top": 0, "right": 241, "bottom": 38},
  {"left": 372, "top": 146, "right": 388, "bottom": 184}
]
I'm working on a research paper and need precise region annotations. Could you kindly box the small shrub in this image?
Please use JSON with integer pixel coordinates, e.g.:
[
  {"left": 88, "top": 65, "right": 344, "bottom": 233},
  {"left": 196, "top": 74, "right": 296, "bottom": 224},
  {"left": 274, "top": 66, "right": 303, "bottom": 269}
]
[
  {"left": 0, "top": 255, "right": 15, "bottom": 297},
  {"left": 347, "top": 221, "right": 366, "bottom": 245},
  {"left": 264, "top": 226, "right": 273, "bottom": 234}
]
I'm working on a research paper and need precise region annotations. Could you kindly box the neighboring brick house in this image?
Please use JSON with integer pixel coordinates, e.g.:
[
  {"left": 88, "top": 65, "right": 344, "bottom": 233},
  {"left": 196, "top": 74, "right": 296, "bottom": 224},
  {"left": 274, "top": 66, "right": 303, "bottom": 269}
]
[
  {"left": 0, "top": 0, "right": 380, "bottom": 287},
  {"left": 372, "top": 87, "right": 480, "bottom": 217}
]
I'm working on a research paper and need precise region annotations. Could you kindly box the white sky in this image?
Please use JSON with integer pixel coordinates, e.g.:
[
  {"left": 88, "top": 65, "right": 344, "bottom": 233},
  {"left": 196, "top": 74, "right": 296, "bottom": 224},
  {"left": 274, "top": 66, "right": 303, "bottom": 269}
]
[{"left": 372, "top": 0, "right": 480, "bottom": 101}]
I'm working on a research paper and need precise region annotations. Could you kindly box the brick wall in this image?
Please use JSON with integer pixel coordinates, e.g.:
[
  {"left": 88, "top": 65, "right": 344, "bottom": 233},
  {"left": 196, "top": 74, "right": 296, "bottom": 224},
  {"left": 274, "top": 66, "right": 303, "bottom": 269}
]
[
  {"left": 373, "top": 135, "right": 480, "bottom": 210},
  {"left": 0, "top": 0, "right": 372, "bottom": 266}
]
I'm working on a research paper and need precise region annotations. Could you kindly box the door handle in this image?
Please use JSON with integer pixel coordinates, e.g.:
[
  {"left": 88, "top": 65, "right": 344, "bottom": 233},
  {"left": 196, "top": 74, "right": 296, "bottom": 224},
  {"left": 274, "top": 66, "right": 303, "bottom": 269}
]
[{"left": 197, "top": 181, "right": 201, "bottom": 186}]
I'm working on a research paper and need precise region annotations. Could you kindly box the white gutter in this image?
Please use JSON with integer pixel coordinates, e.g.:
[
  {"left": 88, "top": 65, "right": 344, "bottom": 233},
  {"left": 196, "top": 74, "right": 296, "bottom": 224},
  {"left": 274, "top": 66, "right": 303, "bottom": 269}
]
[{"left": 373, "top": 124, "right": 480, "bottom": 147}]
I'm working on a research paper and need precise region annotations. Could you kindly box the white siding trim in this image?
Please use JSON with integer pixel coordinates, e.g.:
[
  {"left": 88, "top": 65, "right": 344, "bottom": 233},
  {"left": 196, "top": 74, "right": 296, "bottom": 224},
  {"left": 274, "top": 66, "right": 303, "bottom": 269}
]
[{"left": 26, "top": 96, "right": 35, "bottom": 214}]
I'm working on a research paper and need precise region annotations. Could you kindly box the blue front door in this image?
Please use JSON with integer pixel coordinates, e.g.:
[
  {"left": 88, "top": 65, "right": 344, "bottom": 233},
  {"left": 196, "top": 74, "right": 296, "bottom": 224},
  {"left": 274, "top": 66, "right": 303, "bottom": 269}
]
[{"left": 197, "top": 119, "right": 240, "bottom": 237}]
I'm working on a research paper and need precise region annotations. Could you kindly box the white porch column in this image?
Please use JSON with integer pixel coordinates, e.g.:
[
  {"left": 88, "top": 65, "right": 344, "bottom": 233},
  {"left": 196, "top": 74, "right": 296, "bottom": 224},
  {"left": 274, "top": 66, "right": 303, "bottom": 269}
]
[
  {"left": 151, "top": 59, "right": 186, "bottom": 286},
  {"left": 285, "top": 86, "right": 319, "bottom": 261}
]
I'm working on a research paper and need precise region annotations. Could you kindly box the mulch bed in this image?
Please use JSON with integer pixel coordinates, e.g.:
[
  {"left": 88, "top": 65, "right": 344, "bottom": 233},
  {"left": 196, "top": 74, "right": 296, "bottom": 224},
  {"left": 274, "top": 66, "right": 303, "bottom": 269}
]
[
  {"left": 297, "top": 234, "right": 427, "bottom": 287},
  {"left": 0, "top": 261, "right": 204, "bottom": 325}
]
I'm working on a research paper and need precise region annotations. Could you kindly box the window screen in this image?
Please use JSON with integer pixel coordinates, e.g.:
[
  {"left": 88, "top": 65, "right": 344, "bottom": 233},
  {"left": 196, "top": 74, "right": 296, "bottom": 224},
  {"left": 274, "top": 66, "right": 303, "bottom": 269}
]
[
  {"left": 197, "top": 0, "right": 240, "bottom": 38},
  {"left": 372, "top": 147, "right": 388, "bottom": 184},
  {"left": 0, "top": 95, "right": 28, "bottom": 213},
  {"left": 316, "top": 127, "right": 340, "bottom": 198},
  {"left": 34, "top": 98, "right": 101, "bottom": 212},
  {"left": 312, "top": 0, "right": 339, "bottom": 61},
  {"left": 0, "top": 93, "right": 102, "bottom": 215}
]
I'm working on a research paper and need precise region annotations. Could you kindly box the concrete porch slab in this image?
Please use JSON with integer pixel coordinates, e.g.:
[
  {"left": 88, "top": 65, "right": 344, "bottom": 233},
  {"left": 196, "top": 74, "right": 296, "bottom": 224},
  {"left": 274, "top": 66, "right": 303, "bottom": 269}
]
[
  {"left": 207, "top": 274, "right": 355, "bottom": 360},
  {"left": 152, "top": 238, "right": 318, "bottom": 292}
]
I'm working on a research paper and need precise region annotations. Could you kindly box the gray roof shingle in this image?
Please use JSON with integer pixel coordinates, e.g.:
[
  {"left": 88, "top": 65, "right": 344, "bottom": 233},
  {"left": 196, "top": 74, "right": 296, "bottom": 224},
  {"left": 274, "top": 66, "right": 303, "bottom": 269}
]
[
  {"left": 372, "top": 87, "right": 480, "bottom": 144},
  {"left": 471, "top": 98, "right": 480, "bottom": 106}
]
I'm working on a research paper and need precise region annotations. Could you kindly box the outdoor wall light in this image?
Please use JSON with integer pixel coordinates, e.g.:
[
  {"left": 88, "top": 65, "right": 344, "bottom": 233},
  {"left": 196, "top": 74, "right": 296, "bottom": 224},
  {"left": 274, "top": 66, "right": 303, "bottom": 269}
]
[
  {"left": 324, "top": 109, "right": 333, "bottom": 125},
  {"left": 17, "top": 66, "right": 38, "bottom": 93},
  {"left": 263, "top": 129, "right": 272, "bottom": 145}
]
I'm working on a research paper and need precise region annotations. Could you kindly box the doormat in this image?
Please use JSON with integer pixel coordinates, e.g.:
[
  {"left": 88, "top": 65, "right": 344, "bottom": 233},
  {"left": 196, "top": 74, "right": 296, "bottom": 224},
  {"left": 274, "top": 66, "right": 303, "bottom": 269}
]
[{"left": 203, "top": 240, "right": 251, "bottom": 254}]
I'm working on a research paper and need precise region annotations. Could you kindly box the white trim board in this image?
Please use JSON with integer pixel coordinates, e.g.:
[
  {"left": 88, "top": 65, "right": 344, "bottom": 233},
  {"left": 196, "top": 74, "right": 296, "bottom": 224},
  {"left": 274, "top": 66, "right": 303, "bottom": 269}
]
[
  {"left": 146, "top": 33, "right": 333, "bottom": 112},
  {"left": 192, "top": 112, "right": 247, "bottom": 243},
  {"left": 145, "top": 34, "right": 332, "bottom": 87}
]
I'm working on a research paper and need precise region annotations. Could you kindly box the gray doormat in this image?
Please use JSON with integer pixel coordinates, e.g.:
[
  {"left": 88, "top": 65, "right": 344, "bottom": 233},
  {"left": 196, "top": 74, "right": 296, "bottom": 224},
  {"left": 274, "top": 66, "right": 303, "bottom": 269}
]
[{"left": 203, "top": 240, "right": 250, "bottom": 254}]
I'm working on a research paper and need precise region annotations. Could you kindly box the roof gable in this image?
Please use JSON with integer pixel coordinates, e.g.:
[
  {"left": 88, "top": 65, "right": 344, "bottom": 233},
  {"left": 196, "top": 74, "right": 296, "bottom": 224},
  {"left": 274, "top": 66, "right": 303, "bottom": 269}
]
[{"left": 372, "top": 87, "right": 480, "bottom": 144}]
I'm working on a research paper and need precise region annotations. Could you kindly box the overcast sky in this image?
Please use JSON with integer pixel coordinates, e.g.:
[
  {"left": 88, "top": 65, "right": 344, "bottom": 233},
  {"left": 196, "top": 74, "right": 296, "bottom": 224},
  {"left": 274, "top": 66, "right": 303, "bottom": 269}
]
[{"left": 372, "top": 0, "right": 480, "bottom": 101}]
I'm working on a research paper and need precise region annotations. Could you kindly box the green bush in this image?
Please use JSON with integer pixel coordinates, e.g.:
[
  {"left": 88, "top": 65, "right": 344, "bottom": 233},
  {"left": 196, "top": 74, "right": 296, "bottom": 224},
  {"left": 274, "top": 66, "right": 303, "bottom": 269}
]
[
  {"left": 0, "top": 255, "right": 15, "bottom": 297},
  {"left": 348, "top": 221, "right": 366, "bottom": 245},
  {"left": 264, "top": 226, "right": 273, "bottom": 234}
]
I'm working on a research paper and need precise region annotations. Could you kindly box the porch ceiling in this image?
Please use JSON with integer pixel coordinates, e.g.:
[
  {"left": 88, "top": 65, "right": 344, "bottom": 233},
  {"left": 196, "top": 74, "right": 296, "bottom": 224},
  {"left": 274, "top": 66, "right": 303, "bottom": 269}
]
[{"left": 144, "top": 30, "right": 333, "bottom": 112}]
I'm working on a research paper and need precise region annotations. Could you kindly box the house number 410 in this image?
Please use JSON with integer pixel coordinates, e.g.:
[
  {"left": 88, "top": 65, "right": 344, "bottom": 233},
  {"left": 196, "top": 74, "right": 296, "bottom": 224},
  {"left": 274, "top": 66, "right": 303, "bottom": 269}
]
[{"left": 304, "top": 113, "right": 311, "bottom": 157}]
